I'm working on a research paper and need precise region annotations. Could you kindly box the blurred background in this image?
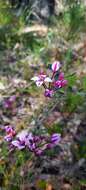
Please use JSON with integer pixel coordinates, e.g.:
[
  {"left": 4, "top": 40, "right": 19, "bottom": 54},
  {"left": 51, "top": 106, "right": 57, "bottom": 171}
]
[{"left": 0, "top": 1, "right": 86, "bottom": 189}]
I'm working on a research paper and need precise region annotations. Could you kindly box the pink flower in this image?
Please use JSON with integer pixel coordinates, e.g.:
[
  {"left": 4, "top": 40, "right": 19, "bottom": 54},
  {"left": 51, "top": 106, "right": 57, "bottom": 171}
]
[
  {"left": 61, "top": 80, "right": 68, "bottom": 87},
  {"left": 31, "top": 73, "right": 52, "bottom": 87},
  {"left": 50, "top": 133, "right": 61, "bottom": 144},
  {"left": 12, "top": 140, "right": 25, "bottom": 150},
  {"left": 34, "top": 149, "right": 43, "bottom": 156},
  {"left": 25, "top": 133, "right": 36, "bottom": 151},
  {"left": 5, "top": 128, "right": 61, "bottom": 155},
  {"left": 54, "top": 72, "right": 67, "bottom": 88},
  {"left": 5, "top": 125, "right": 14, "bottom": 134},
  {"left": 31, "top": 61, "right": 67, "bottom": 98},
  {"left": 17, "top": 130, "right": 28, "bottom": 142},
  {"left": 54, "top": 80, "right": 62, "bottom": 88},
  {"left": 52, "top": 61, "right": 61, "bottom": 72},
  {"left": 11, "top": 130, "right": 28, "bottom": 150},
  {"left": 44, "top": 89, "right": 54, "bottom": 97},
  {"left": 58, "top": 72, "right": 64, "bottom": 80},
  {"left": 4, "top": 125, "right": 16, "bottom": 142},
  {"left": 4, "top": 135, "right": 13, "bottom": 142},
  {"left": 47, "top": 133, "right": 61, "bottom": 149}
]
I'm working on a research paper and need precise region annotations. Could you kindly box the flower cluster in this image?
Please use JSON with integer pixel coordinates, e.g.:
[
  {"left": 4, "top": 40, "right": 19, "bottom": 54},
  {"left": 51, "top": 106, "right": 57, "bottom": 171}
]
[
  {"left": 31, "top": 61, "right": 67, "bottom": 97},
  {"left": 4, "top": 127, "right": 61, "bottom": 156}
]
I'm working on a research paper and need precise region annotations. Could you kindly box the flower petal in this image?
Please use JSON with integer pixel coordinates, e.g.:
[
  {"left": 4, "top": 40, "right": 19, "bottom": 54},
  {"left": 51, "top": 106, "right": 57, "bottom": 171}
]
[
  {"left": 52, "top": 61, "right": 61, "bottom": 72},
  {"left": 61, "top": 80, "right": 68, "bottom": 87},
  {"left": 44, "top": 89, "right": 54, "bottom": 97},
  {"left": 58, "top": 72, "right": 64, "bottom": 80},
  {"left": 12, "top": 140, "right": 25, "bottom": 149},
  {"left": 39, "top": 74, "right": 46, "bottom": 78},
  {"left": 9, "top": 95, "right": 16, "bottom": 102},
  {"left": 44, "top": 77, "right": 52, "bottom": 82},
  {"left": 31, "top": 76, "right": 39, "bottom": 81},
  {"left": 51, "top": 133, "right": 61, "bottom": 144},
  {"left": 25, "top": 132, "right": 35, "bottom": 150},
  {"left": 36, "top": 81, "right": 43, "bottom": 87},
  {"left": 17, "top": 130, "right": 28, "bottom": 142},
  {"left": 54, "top": 80, "right": 62, "bottom": 88},
  {"left": 4, "top": 135, "right": 12, "bottom": 142}
]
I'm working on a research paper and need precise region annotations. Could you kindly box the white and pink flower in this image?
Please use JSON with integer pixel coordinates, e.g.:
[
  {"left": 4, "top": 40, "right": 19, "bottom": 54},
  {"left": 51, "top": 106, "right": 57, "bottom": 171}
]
[
  {"left": 31, "top": 61, "right": 67, "bottom": 98},
  {"left": 31, "top": 73, "right": 52, "bottom": 87},
  {"left": 52, "top": 61, "right": 61, "bottom": 72}
]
